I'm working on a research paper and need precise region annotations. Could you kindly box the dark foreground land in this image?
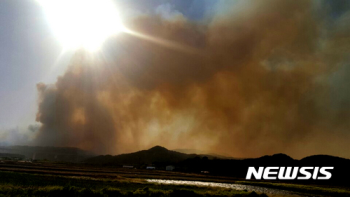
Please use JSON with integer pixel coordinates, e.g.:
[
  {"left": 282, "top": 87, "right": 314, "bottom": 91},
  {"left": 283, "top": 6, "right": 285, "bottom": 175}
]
[
  {"left": 0, "top": 162, "right": 350, "bottom": 197},
  {"left": 0, "top": 170, "right": 262, "bottom": 197}
]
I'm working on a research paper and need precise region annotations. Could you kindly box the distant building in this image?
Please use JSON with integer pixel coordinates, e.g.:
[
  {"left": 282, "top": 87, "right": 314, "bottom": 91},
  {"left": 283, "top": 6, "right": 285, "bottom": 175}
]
[
  {"left": 146, "top": 166, "right": 155, "bottom": 170},
  {"left": 166, "top": 165, "right": 175, "bottom": 171},
  {"left": 201, "top": 171, "right": 210, "bottom": 174},
  {"left": 123, "top": 165, "right": 134, "bottom": 168}
]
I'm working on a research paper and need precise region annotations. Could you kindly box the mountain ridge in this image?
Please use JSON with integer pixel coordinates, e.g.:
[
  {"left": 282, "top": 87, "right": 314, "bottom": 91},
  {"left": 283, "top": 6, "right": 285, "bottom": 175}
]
[
  {"left": 84, "top": 145, "right": 195, "bottom": 165},
  {"left": 84, "top": 145, "right": 349, "bottom": 166}
]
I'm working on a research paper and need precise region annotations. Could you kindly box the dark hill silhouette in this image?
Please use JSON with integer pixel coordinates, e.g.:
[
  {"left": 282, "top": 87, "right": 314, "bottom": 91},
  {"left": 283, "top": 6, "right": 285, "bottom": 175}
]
[
  {"left": 84, "top": 146, "right": 196, "bottom": 165},
  {"left": 174, "top": 148, "right": 235, "bottom": 159},
  {"left": 258, "top": 153, "right": 294, "bottom": 161},
  {"left": 85, "top": 147, "right": 350, "bottom": 186},
  {"left": 179, "top": 153, "right": 350, "bottom": 186},
  {"left": 300, "top": 154, "right": 349, "bottom": 164},
  {"left": 298, "top": 154, "right": 350, "bottom": 185},
  {"left": 149, "top": 145, "right": 168, "bottom": 152},
  {"left": 242, "top": 153, "right": 297, "bottom": 165}
]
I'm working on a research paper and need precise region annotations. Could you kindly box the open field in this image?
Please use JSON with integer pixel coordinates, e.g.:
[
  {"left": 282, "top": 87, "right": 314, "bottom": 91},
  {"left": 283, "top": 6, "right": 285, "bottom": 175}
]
[
  {"left": 0, "top": 162, "right": 241, "bottom": 183},
  {"left": 0, "top": 171, "right": 264, "bottom": 197},
  {"left": 0, "top": 162, "right": 349, "bottom": 196},
  {"left": 237, "top": 181, "right": 350, "bottom": 197}
]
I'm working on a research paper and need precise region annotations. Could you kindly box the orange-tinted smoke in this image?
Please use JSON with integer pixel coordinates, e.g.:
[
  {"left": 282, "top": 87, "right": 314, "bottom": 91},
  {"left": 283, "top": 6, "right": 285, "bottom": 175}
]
[{"left": 35, "top": 0, "right": 350, "bottom": 158}]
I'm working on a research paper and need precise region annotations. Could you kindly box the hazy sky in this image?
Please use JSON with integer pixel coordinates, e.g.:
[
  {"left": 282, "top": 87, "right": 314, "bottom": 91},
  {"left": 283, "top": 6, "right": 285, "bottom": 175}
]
[
  {"left": 0, "top": 0, "right": 63, "bottom": 129},
  {"left": 0, "top": 0, "right": 227, "bottom": 146},
  {"left": 0, "top": 0, "right": 219, "bottom": 130},
  {"left": 1, "top": 0, "right": 350, "bottom": 158}
]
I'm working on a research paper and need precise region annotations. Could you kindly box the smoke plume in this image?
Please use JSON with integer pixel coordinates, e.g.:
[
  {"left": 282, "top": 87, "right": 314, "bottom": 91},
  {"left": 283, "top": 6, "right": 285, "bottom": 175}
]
[{"left": 35, "top": 0, "right": 350, "bottom": 158}]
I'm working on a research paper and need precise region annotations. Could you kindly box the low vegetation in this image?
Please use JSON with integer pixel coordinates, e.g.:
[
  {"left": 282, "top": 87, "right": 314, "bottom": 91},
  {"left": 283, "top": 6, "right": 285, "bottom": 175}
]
[
  {"left": 238, "top": 181, "right": 350, "bottom": 197},
  {"left": 0, "top": 171, "right": 266, "bottom": 197}
]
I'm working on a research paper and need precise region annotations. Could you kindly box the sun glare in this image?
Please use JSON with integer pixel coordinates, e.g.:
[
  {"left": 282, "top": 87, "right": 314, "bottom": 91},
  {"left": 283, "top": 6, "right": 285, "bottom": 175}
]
[{"left": 38, "top": 0, "right": 124, "bottom": 51}]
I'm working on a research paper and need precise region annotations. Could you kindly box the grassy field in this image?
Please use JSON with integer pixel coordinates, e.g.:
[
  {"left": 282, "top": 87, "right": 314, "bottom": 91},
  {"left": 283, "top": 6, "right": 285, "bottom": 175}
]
[
  {"left": 0, "top": 162, "right": 241, "bottom": 183},
  {"left": 0, "top": 171, "right": 266, "bottom": 197},
  {"left": 1, "top": 163, "right": 350, "bottom": 196}
]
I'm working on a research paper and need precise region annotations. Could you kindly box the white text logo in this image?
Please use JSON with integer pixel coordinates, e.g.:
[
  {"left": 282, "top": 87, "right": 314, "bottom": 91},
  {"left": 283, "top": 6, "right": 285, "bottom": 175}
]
[{"left": 246, "top": 167, "right": 334, "bottom": 180}]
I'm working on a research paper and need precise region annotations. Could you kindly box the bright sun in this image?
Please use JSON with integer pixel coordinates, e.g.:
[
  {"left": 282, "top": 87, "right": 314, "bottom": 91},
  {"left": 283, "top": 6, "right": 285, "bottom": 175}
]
[{"left": 38, "top": 0, "right": 124, "bottom": 51}]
